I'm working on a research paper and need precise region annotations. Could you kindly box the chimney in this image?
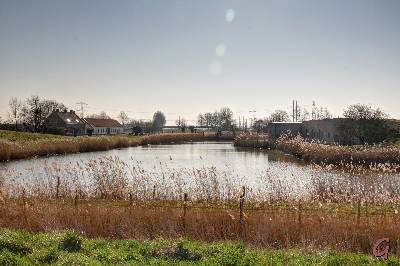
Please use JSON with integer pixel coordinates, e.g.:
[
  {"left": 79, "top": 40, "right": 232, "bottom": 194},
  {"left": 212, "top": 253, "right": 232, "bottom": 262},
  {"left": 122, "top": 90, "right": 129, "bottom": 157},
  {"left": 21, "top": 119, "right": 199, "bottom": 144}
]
[{"left": 70, "top": 110, "right": 74, "bottom": 114}]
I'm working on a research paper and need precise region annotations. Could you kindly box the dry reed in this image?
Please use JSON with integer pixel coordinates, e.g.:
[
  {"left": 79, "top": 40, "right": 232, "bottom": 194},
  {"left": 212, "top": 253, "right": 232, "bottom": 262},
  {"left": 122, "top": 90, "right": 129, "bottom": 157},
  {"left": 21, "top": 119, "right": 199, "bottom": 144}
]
[
  {"left": 0, "top": 132, "right": 231, "bottom": 162},
  {"left": 1, "top": 156, "right": 400, "bottom": 254}
]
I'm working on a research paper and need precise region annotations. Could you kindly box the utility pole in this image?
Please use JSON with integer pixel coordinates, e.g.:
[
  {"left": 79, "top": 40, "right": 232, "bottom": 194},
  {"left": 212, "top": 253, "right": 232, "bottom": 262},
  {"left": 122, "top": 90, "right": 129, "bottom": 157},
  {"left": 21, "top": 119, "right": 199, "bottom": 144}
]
[
  {"left": 295, "top": 101, "right": 298, "bottom": 122},
  {"left": 292, "top": 100, "right": 295, "bottom": 122},
  {"left": 312, "top": 101, "right": 316, "bottom": 120},
  {"left": 249, "top": 110, "right": 256, "bottom": 128},
  {"left": 76, "top": 102, "right": 88, "bottom": 118}
]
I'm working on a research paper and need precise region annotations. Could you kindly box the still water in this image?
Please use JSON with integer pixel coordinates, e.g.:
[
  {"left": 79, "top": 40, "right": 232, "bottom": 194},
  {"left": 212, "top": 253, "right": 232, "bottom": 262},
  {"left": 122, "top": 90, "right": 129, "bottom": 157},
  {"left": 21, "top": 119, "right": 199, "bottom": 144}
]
[{"left": 1, "top": 142, "right": 399, "bottom": 200}]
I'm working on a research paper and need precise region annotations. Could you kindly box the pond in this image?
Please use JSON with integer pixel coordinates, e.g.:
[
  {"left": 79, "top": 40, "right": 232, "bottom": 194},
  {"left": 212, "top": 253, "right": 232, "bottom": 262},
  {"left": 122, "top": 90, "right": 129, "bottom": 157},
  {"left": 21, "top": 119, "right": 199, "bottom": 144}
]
[{"left": 1, "top": 142, "right": 399, "bottom": 201}]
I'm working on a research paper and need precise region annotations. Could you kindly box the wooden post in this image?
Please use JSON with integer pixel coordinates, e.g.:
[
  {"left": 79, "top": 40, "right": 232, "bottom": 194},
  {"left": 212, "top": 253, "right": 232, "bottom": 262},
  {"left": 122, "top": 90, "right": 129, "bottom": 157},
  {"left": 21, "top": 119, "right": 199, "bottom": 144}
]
[
  {"left": 239, "top": 186, "right": 246, "bottom": 239},
  {"left": 182, "top": 193, "right": 188, "bottom": 235},
  {"left": 129, "top": 193, "right": 133, "bottom": 206},
  {"left": 56, "top": 176, "right": 60, "bottom": 199},
  {"left": 357, "top": 199, "right": 361, "bottom": 228},
  {"left": 298, "top": 199, "right": 302, "bottom": 228},
  {"left": 74, "top": 193, "right": 78, "bottom": 207}
]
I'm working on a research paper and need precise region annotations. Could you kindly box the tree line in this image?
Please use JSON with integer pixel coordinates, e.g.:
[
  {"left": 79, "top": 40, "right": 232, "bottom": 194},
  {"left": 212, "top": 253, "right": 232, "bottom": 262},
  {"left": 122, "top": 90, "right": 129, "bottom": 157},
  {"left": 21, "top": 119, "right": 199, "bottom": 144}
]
[{"left": 2, "top": 95, "right": 398, "bottom": 143}]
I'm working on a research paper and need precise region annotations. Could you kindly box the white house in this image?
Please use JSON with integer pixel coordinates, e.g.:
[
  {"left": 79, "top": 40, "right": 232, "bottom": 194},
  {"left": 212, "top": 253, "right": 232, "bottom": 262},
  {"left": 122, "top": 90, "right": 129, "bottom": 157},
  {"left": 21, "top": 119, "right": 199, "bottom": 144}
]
[{"left": 83, "top": 118, "right": 123, "bottom": 135}]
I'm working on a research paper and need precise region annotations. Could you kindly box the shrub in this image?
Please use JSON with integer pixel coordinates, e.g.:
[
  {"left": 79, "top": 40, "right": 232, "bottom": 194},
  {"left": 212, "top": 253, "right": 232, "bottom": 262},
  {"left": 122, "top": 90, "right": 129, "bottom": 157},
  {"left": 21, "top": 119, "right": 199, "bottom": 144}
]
[{"left": 60, "top": 232, "right": 83, "bottom": 252}]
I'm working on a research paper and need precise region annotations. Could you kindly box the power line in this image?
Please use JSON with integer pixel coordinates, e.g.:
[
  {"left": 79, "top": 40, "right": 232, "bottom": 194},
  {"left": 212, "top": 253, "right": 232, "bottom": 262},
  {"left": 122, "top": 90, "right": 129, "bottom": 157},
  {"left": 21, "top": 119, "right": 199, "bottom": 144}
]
[{"left": 76, "top": 102, "right": 88, "bottom": 118}]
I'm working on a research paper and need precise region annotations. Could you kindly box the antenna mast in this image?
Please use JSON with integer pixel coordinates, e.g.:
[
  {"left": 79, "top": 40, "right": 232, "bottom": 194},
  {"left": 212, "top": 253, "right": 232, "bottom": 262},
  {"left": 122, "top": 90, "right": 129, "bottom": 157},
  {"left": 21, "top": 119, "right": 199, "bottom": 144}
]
[{"left": 76, "top": 102, "right": 88, "bottom": 118}]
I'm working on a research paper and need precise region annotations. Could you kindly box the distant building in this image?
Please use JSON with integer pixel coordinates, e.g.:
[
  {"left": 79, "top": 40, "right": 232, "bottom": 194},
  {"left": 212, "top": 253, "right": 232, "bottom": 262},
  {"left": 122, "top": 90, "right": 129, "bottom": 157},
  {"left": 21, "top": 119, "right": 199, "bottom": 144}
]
[
  {"left": 44, "top": 110, "right": 86, "bottom": 136},
  {"left": 162, "top": 126, "right": 184, "bottom": 133},
  {"left": 266, "top": 119, "right": 362, "bottom": 145},
  {"left": 161, "top": 125, "right": 214, "bottom": 133},
  {"left": 83, "top": 118, "right": 123, "bottom": 135},
  {"left": 266, "top": 122, "right": 302, "bottom": 138}
]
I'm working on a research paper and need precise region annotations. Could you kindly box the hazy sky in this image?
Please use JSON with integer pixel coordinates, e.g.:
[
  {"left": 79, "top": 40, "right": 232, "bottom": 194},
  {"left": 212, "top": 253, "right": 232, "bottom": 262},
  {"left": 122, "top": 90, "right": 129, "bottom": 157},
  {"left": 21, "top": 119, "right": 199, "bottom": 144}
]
[{"left": 1, "top": 0, "right": 399, "bottom": 124}]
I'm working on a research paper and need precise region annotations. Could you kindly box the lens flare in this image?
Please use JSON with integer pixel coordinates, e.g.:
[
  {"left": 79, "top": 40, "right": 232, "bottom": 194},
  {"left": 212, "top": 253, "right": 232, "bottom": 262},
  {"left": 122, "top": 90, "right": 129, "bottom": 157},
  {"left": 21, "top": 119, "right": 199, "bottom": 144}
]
[
  {"left": 216, "top": 43, "right": 226, "bottom": 57},
  {"left": 225, "top": 9, "right": 235, "bottom": 22}
]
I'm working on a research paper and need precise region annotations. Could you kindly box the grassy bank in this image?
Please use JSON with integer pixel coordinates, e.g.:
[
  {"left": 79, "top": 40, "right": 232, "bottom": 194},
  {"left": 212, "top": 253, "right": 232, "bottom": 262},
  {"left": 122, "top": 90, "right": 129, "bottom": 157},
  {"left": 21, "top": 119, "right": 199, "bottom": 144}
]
[
  {"left": 0, "top": 131, "right": 231, "bottom": 161},
  {"left": 2, "top": 198, "right": 400, "bottom": 255},
  {"left": 234, "top": 133, "right": 400, "bottom": 171},
  {"left": 0, "top": 228, "right": 398, "bottom": 265}
]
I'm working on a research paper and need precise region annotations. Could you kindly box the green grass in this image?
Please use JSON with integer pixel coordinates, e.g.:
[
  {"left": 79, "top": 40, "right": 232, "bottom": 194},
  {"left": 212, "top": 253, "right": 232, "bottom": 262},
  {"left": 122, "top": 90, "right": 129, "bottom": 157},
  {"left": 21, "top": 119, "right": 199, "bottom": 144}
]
[{"left": 0, "top": 228, "right": 398, "bottom": 265}]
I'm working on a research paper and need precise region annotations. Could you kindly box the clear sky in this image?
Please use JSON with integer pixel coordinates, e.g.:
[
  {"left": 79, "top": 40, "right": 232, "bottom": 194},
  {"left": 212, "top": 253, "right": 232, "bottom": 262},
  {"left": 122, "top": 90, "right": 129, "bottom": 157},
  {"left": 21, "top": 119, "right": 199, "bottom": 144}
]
[{"left": 1, "top": 0, "right": 399, "bottom": 124}]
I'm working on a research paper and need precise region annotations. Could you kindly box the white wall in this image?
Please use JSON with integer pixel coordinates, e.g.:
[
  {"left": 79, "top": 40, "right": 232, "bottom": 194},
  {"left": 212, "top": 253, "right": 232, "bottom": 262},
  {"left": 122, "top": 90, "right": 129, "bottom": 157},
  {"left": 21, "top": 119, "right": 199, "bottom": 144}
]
[{"left": 91, "top": 127, "right": 123, "bottom": 135}]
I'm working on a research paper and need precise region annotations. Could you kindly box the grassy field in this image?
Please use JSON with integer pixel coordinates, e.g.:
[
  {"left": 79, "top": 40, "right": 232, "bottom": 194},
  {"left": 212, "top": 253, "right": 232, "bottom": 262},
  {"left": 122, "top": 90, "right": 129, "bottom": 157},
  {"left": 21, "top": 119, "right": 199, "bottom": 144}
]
[
  {"left": 0, "top": 228, "right": 398, "bottom": 265},
  {"left": 0, "top": 130, "right": 69, "bottom": 142}
]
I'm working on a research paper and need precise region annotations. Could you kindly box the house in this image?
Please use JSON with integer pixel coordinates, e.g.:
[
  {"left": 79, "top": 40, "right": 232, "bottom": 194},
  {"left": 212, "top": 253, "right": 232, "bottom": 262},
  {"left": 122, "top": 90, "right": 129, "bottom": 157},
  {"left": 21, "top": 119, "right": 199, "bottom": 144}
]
[
  {"left": 83, "top": 118, "right": 123, "bottom": 135},
  {"left": 266, "top": 119, "right": 362, "bottom": 145},
  {"left": 301, "top": 119, "right": 361, "bottom": 145},
  {"left": 44, "top": 110, "right": 86, "bottom": 136}
]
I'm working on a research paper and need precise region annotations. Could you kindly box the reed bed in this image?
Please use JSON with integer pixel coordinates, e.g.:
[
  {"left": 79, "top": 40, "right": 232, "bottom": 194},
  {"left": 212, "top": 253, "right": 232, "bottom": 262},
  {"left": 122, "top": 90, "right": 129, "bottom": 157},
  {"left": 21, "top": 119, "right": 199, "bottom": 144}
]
[
  {"left": 276, "top": 134, "right": 400, "bottom": 170},
  {"left": 0, "top": 136, "right": 141, "bottom": 161},
  {"left": 233, "top": 133, "right": 271, "bottom": 149},
  {"left": 1, "top": 156, "right": 400, "bottom": 254},
  {"left": 0, "top": 132, "right": 230, "bottom": 162},
  {"left": 234, "top": 133, "right": 400, "bottom": 171},
  {"left": 141, "top": 132, "right": 231, "bottom": 145}
]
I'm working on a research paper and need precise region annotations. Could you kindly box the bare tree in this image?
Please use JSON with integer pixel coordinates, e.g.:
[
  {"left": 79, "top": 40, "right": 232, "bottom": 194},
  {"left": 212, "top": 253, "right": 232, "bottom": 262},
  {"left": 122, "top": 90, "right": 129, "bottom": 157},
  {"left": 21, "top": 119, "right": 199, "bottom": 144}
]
[
  {"left": 8, "top": 97, "right": 22, "bottom": 131},
  {"left": 341, "top": 103, "right": 392, "bottom": 144},
  {"left": 197, "top": 107, "right": 234, "bottom": 130},
  {"left": 297, "top": 107, "right": 310, "bottom": 121},
  {"left": 175, "top": 117, "right": 187, "bottom": 128},
  {"left": 268, "top": 110, "right": 290, "bottom": 122},
  {"left": 343, "top": 103, "right": 388, "bottom": 120},
  {"left": 118, "top": 111, "right": 129, "bottom": 126},
  {"left": 88, "top": 111, "right": 111, "bottom": 119},
  {"left": 313, "top": 107, "right": 332, "bottom": 120}
]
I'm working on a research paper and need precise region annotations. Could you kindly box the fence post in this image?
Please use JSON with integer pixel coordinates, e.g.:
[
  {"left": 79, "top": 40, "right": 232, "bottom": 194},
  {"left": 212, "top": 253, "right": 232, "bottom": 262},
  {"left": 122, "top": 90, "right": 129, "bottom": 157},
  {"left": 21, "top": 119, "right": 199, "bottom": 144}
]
[
  {"left": 239, "top": 186, "right": 246, "bottom": 239},
  {"left": 182, "top": 193, "right": 188, "bottom": 235},
  {"left": 357, "top": 198, "right": 361, "bottom": 228},
  {"left": 298, "top": 199, "right": 302, "bottom": 228},
  {"left": 56, "top": 176, "right": 60, "bottom": 199},
  {"left": 74, "top": 193, "right": 78, "bottom": 207},
  {"left": 152, "top": 185, "right": 156, "bottom": 200},
  {"left": 129, "top": 193, "right": 133, "bottom": 206}
]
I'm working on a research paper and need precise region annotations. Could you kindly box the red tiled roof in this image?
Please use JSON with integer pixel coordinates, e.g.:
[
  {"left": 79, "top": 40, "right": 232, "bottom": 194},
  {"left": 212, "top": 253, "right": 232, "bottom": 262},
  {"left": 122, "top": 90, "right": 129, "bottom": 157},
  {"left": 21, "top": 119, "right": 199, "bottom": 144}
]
[{"left": 84, "top": 118, "right": 122, "bottom": 128}]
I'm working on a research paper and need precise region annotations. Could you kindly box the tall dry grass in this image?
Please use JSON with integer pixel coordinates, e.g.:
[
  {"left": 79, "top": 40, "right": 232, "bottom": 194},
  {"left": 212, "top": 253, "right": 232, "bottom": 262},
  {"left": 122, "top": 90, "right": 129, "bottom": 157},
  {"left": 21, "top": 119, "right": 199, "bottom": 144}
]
[
  {"left": 234, "top": 133, "right": 400, "bottom": 171},
  {"left": 0, "top": 132, "right": 231, "bottom": 162},
  {"left": 0, "top": 136, "right": 141, "bottom": 161},
  {"left": 276, "top": 134, "right": 400, "bottom": 170},
  {"left": 233, "top": 133, "right": 271, "bottom": 149},
  {"left": 1, "top": 156, "right": 400, "bottom": 253}
]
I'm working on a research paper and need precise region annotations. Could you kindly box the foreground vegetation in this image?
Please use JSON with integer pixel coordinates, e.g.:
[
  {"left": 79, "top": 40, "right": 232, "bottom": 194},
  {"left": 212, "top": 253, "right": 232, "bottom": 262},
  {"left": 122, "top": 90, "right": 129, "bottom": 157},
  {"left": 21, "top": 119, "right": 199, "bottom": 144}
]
[
  {"left": 2, "top": 156, "right": 400, "bottom": 254},
  {"left": 0, "top": 131, "right": 231, "bottom": 161},
  {"left": 2, "top": 228, "right": 398, "bottom": 265}
]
